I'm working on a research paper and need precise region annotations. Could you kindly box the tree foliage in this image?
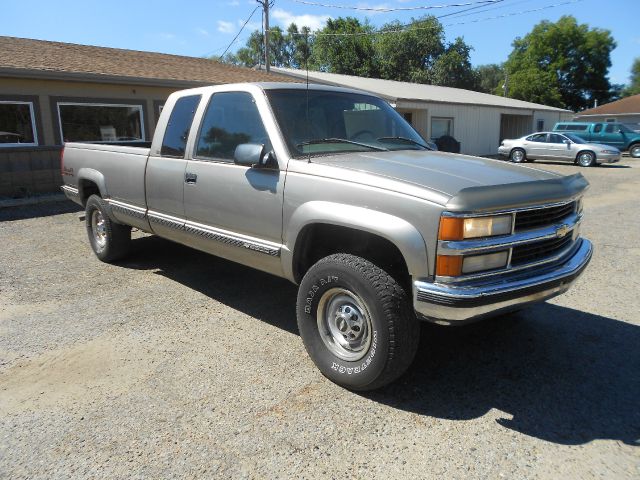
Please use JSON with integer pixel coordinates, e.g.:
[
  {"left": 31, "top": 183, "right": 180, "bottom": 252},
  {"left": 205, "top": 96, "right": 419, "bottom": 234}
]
[
  {"left": 475, "top": 64, "right": 505, "bottom": 94},
  {"left": 622, "top": 58, "right": 640, "bottom": 97},
  {"left": 503, "top": 16, "right": 616, "bottom": 111},
  {"left": 217, "top": 15, "right": 478, "bottom": 89}
]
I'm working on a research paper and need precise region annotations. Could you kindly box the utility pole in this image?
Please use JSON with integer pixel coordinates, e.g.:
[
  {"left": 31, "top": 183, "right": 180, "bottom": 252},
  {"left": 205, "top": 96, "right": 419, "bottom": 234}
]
[
  {"left": 257, "top": 0, "right": 271, "bottom": 72},
  {"left": 502, "top": 73, "right": 509, "bottom": 97}
]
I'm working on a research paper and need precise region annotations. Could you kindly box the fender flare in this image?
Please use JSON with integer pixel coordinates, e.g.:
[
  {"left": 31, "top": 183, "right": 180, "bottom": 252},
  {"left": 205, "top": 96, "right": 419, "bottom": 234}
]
[
  {"left": 282, "top": 201, "right": 430, "bottom": 282},
  {"left": 77, "top": 167, "right": 108, "bottom": 200}
]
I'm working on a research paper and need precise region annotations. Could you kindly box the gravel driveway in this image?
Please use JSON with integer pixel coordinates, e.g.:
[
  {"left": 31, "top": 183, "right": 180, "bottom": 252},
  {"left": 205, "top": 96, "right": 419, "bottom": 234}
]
[{"left": 1, "top": 158, "right": 639, "bottom": 479}]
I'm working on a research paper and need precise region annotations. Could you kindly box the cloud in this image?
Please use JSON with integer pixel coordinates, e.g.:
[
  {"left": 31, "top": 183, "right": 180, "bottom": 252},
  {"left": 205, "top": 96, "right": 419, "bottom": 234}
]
[
  {"left": 196, "top": 27, "right": 210, "bottom": 37},
  {"left": 271, "top": 8, "right": 330, "bottom": 31},
  {"left": 228, "top": 0, "right": 240, "bottom": 5},
  {"left": 241, "top": 19, "right": 262, "bottom": 31},
  {"left": 217, "top": 20, "right": 235, "bottom": 34}
]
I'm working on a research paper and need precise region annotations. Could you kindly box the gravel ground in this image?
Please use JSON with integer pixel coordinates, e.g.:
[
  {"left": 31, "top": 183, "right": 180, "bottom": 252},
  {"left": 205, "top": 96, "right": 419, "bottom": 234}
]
[{"left": 1, "top": 158, "right": 639, "bottom": 479}]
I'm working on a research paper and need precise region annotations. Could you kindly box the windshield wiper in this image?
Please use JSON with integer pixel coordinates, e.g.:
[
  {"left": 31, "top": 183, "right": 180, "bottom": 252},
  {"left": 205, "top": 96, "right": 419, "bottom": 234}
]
[
  {"left": 377, "top": 136, "right": 431, "bottom": 149},
  {"left": 297, "top": 138, "right": 388, "bottom": 151}
]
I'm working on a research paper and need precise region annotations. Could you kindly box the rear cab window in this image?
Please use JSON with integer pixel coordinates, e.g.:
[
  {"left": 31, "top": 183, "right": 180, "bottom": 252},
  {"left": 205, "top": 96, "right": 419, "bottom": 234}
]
[{"left": 161, "top": 94, "right": 202, "bottom": 157}]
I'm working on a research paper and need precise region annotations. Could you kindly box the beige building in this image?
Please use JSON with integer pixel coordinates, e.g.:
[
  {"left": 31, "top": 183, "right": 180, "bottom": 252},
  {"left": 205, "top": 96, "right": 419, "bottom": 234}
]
[
  {"left": 273, "top": 67, "right": 574, "bottom": 156},
  {"left": 0, "top": 36, "right": 293, "bottom": 197}
]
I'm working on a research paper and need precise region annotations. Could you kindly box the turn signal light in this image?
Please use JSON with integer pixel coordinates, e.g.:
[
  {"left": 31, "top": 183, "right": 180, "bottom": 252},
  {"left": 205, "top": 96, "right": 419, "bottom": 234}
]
[{"left": 436, "top": 255, "right": 463, "bottom": 276}]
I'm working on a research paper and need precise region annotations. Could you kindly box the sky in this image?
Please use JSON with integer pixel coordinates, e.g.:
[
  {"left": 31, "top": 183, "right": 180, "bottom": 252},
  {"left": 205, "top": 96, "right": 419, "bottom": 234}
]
[{"left": 2, "top": 0, "right": 638, "bottom": 85}]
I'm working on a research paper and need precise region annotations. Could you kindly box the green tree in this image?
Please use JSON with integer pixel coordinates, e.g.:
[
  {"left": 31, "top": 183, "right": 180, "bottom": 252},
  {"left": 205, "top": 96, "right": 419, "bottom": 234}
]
[
  {"left": 431, "top": 37, "right": 478, "bottom": 89},
  {"left": 374, "top": 16, "right": 445, "bottom": 83},
  {"left": 310, "top": 17, "right": 378, "bottom": 76},
  {"left": 622, "top": 58, "right": 640, "bottom": 97},
  {"left": 475, "top": 64, "right": 505, "bottom": 94},
  {"left": 503, "top": 16, "right": 616, "bottom": 111}
]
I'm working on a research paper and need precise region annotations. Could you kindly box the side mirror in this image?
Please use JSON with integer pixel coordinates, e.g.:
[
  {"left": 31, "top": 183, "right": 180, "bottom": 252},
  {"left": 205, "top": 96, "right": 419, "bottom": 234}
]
[{"left": 233, "top": 143, "right": 277, "bottom": 168}]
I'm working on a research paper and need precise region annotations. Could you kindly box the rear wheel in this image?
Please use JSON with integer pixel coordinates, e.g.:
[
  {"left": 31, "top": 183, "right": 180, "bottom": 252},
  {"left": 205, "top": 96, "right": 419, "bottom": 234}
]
[
  {"left": 510, "top": 148, "right": 526, "bottom": 163},
  {"left": 296, "top": 254, "right": 420, "bottom": 391},
  {"left": 85, "top": 194, "right": 131, "bottom": 262},
  {"left": 630, "top": 144, "right": 640, "bottom": 158},
  {"left": 576, "top": 151, "right": 596, "bottom": 167}
]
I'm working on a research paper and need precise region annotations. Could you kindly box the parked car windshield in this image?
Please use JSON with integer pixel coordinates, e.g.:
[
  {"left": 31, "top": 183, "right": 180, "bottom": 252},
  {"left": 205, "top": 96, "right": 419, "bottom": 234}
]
[
  {"left": 265, "top": 89, "right": 431, "bottom": 157},
  {"left": 564, "top": 133, "right": 587, "bottom": 144}
]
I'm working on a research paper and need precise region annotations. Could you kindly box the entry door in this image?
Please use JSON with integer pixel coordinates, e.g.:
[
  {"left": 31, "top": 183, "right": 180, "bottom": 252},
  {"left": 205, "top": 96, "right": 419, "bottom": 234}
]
[
  {"left": 146, "top": 94, "right": 201, "bottom": 243},
  {"left": 183, "top": 91, "right": 284, "bottom": 274}
]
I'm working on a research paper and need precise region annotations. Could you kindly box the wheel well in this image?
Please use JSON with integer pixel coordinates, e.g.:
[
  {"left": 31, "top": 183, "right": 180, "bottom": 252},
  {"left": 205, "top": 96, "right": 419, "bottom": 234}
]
[
  {"left": 78, "top": 179, "right": 100, "bottom": 206},
  {"left": 292, "top": 224, "right": 411, "bottom": 292},
  {"left": 575, "top": 150, "right": 595, "bottom": 162}
]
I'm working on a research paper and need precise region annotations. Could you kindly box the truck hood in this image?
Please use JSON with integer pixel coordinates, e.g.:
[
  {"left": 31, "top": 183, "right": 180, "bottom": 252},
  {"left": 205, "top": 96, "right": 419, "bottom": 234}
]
[{"left": 309, "top": 150, "right": 588, "bottom": 211}]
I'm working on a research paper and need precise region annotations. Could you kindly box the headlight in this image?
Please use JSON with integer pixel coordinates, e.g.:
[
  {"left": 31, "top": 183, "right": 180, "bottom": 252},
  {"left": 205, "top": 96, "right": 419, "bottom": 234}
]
[{"left": 439, "top": 214, "right": 513, "bottom": 240}]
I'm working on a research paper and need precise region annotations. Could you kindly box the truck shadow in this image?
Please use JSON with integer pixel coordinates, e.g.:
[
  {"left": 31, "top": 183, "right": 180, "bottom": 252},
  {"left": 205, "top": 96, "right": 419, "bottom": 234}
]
[
  {"left": 366, "top": 304, "right": 640, "bottom": 447},
  {"left": 120, "top": 235, "right": 639, "bottom": 447}
]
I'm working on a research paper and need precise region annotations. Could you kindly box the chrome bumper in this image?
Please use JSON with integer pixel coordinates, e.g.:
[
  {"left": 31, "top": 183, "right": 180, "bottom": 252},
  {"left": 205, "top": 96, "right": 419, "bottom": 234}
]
[{"left": 413, "top": 238, "right": 593, "bottom": 324}]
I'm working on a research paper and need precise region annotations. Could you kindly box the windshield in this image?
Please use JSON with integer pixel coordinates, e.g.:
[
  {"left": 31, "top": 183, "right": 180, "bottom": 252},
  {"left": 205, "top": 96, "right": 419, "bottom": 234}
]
[
  {"left": 617, "top": 123, "right": 635, "bottom": 133},
  {"left": 564, "top": 133, "right": 587, "bottom": 144},
  {"left": 265, "top": 89, "right": 431, "bottom": 157}
]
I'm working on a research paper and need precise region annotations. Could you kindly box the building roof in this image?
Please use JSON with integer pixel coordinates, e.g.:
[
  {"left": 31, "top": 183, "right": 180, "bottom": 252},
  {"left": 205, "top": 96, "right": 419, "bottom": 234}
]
[
  {"left": 575, "top": 94, "right": 640, "bottom": 116},
  {"left": 273, "top": 67, "right": 571, "bottom": 113},
  {"left": 0, "top": 36, "right": 295, "bottom": 87}
]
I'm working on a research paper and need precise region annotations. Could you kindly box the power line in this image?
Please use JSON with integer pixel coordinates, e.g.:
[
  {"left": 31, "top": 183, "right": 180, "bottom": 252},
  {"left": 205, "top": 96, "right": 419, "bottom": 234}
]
[
  {"left": 277, "top": 0, "right": 584, "bottom": 36},
  {"left": 438, "top": 0, "right": 533, "bottom": 20},
  {"left": 292, "top": 0, "right": 504, "bottom": 12},
  {"left": 219, "top": 5, "right": 261, "bottom": 58}
]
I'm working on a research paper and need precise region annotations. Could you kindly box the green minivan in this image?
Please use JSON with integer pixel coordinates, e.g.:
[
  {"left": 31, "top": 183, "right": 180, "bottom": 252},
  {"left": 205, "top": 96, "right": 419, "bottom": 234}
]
[{"left": 553, "top": 122, "right": 640, "bottom": 158}]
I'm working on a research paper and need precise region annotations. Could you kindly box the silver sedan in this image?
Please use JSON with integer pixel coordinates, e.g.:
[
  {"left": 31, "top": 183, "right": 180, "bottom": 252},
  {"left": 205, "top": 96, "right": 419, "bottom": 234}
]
[{"left": 498, "top": 132, "right": 621, "bottom": 167}]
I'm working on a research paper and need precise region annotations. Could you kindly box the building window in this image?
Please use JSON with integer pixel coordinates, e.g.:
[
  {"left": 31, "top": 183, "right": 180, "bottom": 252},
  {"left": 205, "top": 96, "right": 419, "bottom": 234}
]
[
  {"left": 57, "top": 102, "right": 145, "bottom": 143},
  {"left": 0, "top": 101, "right": 38, "bottom": 146},
  {"left": 431, "top": 117, "right": 453, "bottom": 140},
  {"left": 403, "top": 112, "right": 413, "bottom": 125},
  {"left": 536, "top": 119, "right": 544, "bottom": 131}
]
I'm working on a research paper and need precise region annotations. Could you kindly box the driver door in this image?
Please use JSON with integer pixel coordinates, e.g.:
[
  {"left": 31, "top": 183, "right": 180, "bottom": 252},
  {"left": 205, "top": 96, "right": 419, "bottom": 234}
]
[{"left": 183, "top": 91, "right": 285, "bottom": 275}]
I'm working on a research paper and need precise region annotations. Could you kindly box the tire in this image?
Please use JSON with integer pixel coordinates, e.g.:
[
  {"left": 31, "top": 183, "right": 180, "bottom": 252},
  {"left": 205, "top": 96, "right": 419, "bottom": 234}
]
[
  {"left": 576, "top": 151, "right": 596, "bottom": 167},
  {"left": 296, "top": 253, "right": 420, "bottom": 391},
  {"left": 509, "top": 148, "right": 526, "bottom": 163},
  {"left": 629, "top": 144, "right": 640, "bottom": 158},
  {"left": 85, "top": 194, "right": 131, "bottom": 262}
]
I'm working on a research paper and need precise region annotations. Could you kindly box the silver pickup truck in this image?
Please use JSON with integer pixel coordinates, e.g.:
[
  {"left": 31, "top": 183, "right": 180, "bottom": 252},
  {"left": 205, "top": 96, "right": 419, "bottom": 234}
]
[{"left": 61, "top": 83, "right": 592, "bottom": 390}]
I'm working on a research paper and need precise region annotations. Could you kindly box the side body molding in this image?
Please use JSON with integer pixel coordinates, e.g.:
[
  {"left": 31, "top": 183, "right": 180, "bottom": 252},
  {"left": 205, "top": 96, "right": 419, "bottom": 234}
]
[{"left": 282, "top": 201, "right": 430, "bottom": 283}]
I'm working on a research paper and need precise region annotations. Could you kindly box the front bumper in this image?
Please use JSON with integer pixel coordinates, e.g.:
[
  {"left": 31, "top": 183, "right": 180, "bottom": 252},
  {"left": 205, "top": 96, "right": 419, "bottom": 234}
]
[
  {"left": 413, "top": 238, "right": 593, "bottom": 324},
  {"left": 598, "top": 153, "right": 620, "bottom": 164}
]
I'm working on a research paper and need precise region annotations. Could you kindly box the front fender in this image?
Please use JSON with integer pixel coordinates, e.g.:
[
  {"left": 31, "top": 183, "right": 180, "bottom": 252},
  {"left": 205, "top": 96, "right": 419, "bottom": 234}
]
[{"left": 282, "top": 201, "right": 430, "bottom": 282}]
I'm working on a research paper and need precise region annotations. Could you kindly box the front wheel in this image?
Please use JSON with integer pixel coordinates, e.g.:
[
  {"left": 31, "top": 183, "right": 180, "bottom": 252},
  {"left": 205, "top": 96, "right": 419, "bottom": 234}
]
[
  {"left": 85, "top": 194, "right": 131, "bottom": 262},
  {"left": 576, "top": 151, "right": 596, "bottom": 167},
  {"left": 296, "top": 254, "right": 420, "bottom": 391}
]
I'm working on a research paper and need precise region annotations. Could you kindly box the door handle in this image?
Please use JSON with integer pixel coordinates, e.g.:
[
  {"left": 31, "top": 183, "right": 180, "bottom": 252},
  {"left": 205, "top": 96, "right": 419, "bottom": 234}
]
[{"left": 185, "top": 172, "right": 198, "bottom": 184}]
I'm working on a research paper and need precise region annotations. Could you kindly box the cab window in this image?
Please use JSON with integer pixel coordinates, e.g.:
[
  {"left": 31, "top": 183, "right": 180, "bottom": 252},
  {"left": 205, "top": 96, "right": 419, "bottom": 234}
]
[
  {"left": 549, "top": 134, "right": 566, "bottom": 143},
  {"left": 593, "top": 124, "right": 603, "bottom": 133},
  {"left": 195, "top": 92, "right": 270, "bottom": 162},
  {"left": 161, "top": 95, "right": 201, "bottom": 157}
]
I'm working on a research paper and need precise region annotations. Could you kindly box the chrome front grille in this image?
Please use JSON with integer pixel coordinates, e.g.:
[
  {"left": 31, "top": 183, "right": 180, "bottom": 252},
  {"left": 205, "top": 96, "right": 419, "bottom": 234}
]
[
  {"left": 515, "top": 201, "right": 576, "bottom": 231},
  {"left": 511, "top": 235, "right": 573, "bottom": 266}
]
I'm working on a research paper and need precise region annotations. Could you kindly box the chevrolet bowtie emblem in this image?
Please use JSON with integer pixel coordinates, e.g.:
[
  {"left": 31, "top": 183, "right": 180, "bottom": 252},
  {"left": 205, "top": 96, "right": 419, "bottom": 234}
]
[{"left": 556, "top": 224, "right": 570, "bottom": 238}]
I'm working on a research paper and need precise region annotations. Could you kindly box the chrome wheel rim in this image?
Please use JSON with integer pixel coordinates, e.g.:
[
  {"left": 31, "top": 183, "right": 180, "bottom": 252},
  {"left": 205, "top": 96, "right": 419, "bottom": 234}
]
[
  {"left": 91, "top": 209, "right": 107, "bottom": 249},
  {"left": 316, "top": 288, "right": 372, "bottom": 362},
  {"left": 578, "top": 153, "right": 593, "bottom": 166},
  {"left": 512, "top": 150, "right": 524, "bottom": 162},
  {"left": 631, "top": 146, "right": 640, "bottom": 158}
]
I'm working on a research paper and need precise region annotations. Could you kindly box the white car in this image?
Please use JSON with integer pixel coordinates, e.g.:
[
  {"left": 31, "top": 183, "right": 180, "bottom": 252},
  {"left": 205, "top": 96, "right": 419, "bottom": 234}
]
[{"left": 498, "top": 132, "right": 621, "bottom": 167}]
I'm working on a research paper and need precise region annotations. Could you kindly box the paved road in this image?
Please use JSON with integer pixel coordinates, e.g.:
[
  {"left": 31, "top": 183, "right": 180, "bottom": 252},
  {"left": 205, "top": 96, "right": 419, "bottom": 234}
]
[{"left": 1, "top": 158, "right": 639, "bottom": 479}]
